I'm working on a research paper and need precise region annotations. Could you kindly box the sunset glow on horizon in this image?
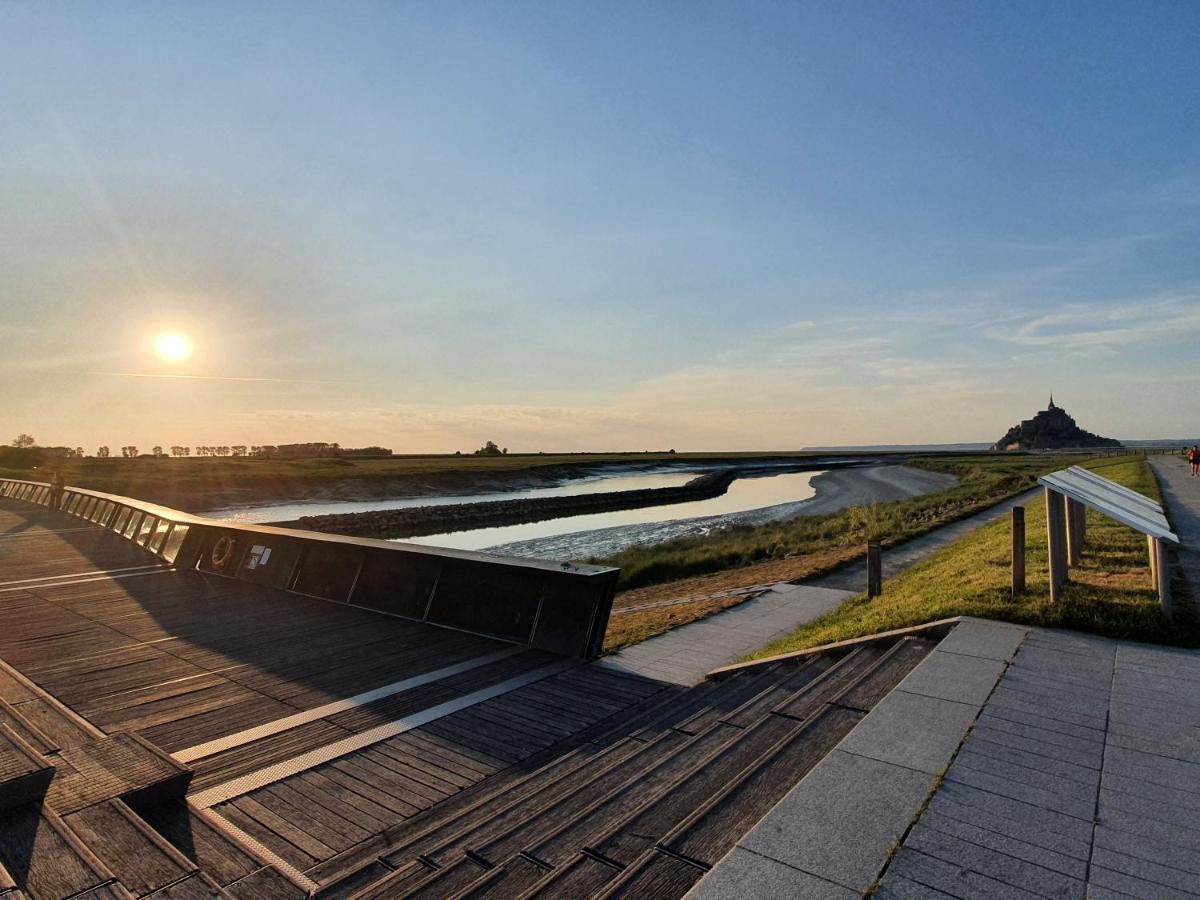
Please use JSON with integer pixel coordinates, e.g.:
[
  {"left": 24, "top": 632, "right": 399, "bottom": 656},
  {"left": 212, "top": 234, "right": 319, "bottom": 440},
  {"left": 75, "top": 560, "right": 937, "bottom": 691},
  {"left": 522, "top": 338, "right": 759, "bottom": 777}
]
[{"left": 2, "top": 5, "right": 1198, "bottom": 451}]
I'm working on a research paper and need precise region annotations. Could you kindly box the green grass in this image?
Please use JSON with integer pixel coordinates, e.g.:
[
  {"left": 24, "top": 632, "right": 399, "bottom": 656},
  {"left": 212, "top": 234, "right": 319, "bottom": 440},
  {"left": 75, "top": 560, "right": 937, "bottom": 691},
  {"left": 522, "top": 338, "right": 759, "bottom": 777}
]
[
  {"left": 592, "top": 453, "right": 1100, "bottom": 590},
  {"left": 746, "top": 457, "right": 1199, "bottom": 658}
]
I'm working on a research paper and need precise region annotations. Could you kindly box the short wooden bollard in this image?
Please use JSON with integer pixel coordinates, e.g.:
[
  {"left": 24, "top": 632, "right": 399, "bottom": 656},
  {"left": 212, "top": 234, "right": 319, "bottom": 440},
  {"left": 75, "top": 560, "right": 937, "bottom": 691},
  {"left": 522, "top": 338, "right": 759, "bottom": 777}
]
[
  {"left": 1157, "top": 538, "right": 1172, "bottom": 620},
  {"left": 867, "top": 540, "right": 882, "bottom": 598},
  {"left": 1045, "top": 488, "right": 1067, "bottom": 603},
  {"left": 1012, "top": 506, "right": 1025, "bottom": 597}
]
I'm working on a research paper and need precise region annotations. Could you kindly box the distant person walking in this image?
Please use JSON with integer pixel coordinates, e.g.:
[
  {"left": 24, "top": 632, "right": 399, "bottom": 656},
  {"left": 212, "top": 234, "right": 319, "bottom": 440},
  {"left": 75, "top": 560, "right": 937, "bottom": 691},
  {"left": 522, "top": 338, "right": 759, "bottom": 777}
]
[
  {"left": 1189, "top": 445, "right": 1199, "bottom": 477},
  {"left": 48, "top": 472, "right": 65, "bottom": 509}
]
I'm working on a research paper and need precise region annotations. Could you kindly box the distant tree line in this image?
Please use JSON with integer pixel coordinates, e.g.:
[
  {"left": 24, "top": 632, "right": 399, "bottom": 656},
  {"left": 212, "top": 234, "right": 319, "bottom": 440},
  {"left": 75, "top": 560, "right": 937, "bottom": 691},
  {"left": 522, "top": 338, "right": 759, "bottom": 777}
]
[{"left": 1, "top": 436, "right": 393, "bottom": 468}]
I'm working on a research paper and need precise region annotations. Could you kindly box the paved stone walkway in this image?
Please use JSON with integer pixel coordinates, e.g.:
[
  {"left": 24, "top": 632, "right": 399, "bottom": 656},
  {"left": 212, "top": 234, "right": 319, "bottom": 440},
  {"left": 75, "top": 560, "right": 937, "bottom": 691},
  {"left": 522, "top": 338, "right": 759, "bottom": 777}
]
[
  {"left": 596, "top": 584, "right": 853, "bottom": 684},
  {"left": 878, "top": 628, "right": 1200, "bottom": 900},
  {"left": 1150, "top": 456, "right": 1200, "bottom": 602}
]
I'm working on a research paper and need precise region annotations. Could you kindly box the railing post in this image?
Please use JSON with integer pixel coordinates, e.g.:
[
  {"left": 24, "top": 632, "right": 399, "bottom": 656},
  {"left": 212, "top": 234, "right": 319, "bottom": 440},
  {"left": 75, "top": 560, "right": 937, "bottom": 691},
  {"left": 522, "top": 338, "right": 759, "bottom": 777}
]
[
  {"left": 867, "top": 540, "right": 882, "bottom": 598},
  {"left": 1045, "top": 488, "right": 1067, "bottom": 603},
  {"left": 1012, "top": 506, "right": 1025, "bottom": 597}
]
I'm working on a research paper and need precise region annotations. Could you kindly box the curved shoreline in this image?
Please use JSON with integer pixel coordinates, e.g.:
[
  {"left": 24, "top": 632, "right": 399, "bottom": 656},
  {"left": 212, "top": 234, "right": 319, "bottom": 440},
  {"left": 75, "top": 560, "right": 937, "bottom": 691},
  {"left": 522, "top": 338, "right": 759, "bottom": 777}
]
[
  {"left": 485, "top": 465, "right": 959, "bottom": 560},
  {"left": 267, "top": 463, "right": 868, "bottom": 538}
]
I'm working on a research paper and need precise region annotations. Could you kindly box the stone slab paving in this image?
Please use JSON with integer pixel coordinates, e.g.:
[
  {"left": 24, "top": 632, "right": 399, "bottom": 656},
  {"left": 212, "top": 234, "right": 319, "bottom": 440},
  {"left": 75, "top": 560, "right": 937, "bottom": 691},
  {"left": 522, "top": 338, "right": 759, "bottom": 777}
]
[
  {"left": 597, "top": 584, "right": 853, "bottom": 684},
  {"left": 691, "top": 617, "right": 1200, "bottom": 899},
  {"left": 1150, "top": 456, "right": 1200, "bottom": 602},
  {"left": 877, "top": 627, "right": 1200, "bottom": 900}
]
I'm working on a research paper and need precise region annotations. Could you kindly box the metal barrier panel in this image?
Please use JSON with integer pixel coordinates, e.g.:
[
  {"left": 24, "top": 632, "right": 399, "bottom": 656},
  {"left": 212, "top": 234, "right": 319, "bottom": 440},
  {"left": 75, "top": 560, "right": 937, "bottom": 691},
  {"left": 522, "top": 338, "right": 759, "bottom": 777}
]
[{"left": 0, "top": 478, "right": 619, "bottom": 659}]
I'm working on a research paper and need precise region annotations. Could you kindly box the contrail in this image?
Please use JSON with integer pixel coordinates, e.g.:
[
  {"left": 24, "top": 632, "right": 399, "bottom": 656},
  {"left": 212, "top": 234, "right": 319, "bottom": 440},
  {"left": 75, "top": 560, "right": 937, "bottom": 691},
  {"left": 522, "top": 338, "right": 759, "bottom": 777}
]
[{"left": 87, "top": 371, "right": 360, "bottom": 386}]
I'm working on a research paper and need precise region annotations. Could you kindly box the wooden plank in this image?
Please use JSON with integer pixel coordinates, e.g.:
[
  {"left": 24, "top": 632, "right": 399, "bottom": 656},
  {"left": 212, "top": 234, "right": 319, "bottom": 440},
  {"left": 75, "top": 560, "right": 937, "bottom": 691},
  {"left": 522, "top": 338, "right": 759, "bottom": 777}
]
[
  {"left": 135, "top": 800, "right": 262, "bottom": 888},
  {"left": 586, "top": 714, "right": 800, "bottom": 868},
  {"left": 64, "top": 799, "right": 198, "bottom": 896},
  {"left": 523, "top": 854, "right": 621, "bottom": 899},
  {"left": 143, "top": 871, "right": 229, "bottom": 898},
  {"left": 600, "top": 850, "right": 705, "bottom": 898},
  {"left": 458, "top": 730, "right": 689, "bottom": 868},
  {"left": 833, "top": 637, "right": 935, "bottom": 712},
  {"left": 213, "top": 804, "right": 319, "bottom": 871},
  {"left": 222, "top": 865, "right": 308, "bottom": 900},
  {"left": 664, "top": 706, "right": 865, "bottom": 867},
  {"left": 273, "top": 772, "right": 392, "bottom": 834},
  {"left": 252, "top": 784, "right": 367, "bottom": 852},
  {"left": 0, "top": 804, "right": 118, "bottom": 900},
  {"left": 351, "top": 860, "right": 433, "bottom": 900},
  {"left": 772, "top": 646, "right": 884, "bottom": 721},
  {"left": 228, "top": 795, "right": 337, "bottom": 861},
  {"left": 395, "top": 729, "right": 504, "bottom": 777},
  {"left": 317, "top": 763, "right": 422, "bottom": 819},
  {"left": 327, "top": 757, "right": 429, "bottom": 816}
]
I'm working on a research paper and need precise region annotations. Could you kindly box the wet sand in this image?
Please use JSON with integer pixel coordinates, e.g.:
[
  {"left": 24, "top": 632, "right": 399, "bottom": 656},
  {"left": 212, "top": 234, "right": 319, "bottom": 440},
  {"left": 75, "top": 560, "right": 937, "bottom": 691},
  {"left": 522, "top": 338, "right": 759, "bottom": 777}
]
[{"left": 486, "top": 464, "right": 958, "bottom": 560}]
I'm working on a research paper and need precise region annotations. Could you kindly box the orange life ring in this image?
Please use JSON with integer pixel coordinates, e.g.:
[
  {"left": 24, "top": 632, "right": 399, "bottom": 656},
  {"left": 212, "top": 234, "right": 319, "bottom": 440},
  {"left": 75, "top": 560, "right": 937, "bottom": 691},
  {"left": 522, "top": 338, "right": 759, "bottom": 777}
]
[{"left": 211, "top": 534, "right": 235, "bottom": 570}]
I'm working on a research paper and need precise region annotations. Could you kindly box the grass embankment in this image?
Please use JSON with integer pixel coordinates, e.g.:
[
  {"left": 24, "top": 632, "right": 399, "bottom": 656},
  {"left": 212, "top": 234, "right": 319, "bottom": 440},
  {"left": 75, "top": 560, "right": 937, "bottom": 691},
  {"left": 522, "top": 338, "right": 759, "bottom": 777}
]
[
  {"left": 746, "top": 457, "right": 1198, "bottom": 659},
  {"left": 597, "top": 453, "right": 1091, "bottom": 591},
  {"left": 598, "top": 453, "right": 1101, "bottom": 652}
]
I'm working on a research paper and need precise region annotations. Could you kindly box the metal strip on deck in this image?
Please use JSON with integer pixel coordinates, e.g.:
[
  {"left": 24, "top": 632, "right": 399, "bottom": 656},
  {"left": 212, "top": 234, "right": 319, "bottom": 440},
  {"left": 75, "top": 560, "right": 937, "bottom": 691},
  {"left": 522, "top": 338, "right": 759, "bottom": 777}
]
[
  {"left": 0, "top": 567, "right": 175, "bottom": 594},
  {"left": 198, "top": 807, "right": 321, "bottom": 894},
  {"left": 0, "top": 527, "right": 100, "bottom": 540},
  {"left": 175, "top": 646, "right": 527, "bottom": 762},
  {"left": 189, "top": 659, "right": 578, "bottom": 809},
  {"left": 0, "top": 562, "right": 168, "bottom": 587}
]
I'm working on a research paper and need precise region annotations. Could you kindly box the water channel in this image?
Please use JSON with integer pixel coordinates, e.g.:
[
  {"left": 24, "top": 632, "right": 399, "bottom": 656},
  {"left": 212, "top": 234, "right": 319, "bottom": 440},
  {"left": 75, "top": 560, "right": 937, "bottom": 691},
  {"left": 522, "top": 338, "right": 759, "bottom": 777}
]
[{"left": 401, "top": 470, "right": 822, "bottom": 551}]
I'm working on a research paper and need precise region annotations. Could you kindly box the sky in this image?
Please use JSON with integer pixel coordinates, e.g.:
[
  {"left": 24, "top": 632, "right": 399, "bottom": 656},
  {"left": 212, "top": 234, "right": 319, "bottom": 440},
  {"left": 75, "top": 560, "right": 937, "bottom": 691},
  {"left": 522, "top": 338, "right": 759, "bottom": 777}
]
[{"left": 2, "top": 1, "right": 1198, "bottom": 452}]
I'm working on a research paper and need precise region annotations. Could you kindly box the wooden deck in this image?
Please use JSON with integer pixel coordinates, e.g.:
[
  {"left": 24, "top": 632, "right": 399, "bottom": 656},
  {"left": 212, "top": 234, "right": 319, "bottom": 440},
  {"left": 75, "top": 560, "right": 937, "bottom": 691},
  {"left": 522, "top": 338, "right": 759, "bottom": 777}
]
[{"left": 0, "top": 497, "right": 941, "bottom": 898}]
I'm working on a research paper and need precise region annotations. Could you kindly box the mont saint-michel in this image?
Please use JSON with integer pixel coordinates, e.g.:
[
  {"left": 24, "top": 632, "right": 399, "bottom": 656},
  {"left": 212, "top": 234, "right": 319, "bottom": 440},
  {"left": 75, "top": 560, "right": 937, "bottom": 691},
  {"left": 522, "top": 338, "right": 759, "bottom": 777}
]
[{"left": 992, "top": 396, "right": 1123, "bottom": 451}]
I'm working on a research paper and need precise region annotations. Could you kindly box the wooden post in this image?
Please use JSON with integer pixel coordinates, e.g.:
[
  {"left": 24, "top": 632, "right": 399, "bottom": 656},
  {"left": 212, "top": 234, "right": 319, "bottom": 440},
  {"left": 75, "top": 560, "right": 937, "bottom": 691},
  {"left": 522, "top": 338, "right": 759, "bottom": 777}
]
[
  {"left": 1065, "top": 498, "right": 1082, "bottom": 566},
  {"left": 867, "top": 540, "right": 882, "bottom": 598},
  {"left": 1045, "top": 488, "right": 1067, "bottom": 603},
  {"left": 1147, "top": 535, "right": 1159, "bottom": 590},
  {"left": 1156, "top": 538, "right": 1172, "bottom": 620},
  {"left": 1012, "top": 506, "right": 1025, "bottom": 597}
]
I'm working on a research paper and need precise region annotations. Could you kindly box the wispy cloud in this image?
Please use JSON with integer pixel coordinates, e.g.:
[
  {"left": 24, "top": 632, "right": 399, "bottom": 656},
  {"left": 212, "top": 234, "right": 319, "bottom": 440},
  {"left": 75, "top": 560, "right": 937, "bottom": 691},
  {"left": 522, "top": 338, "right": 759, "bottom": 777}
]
[{"left": 990, "top": 293, "right": 1200, "bottom": 350}]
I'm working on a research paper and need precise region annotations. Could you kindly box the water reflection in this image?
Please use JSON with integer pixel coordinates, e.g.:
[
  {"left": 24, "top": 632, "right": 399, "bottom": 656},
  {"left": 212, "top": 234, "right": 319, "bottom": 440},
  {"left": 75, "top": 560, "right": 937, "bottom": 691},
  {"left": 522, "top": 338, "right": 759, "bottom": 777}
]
[{"left": 400, "top": 471, "right": 821, "bottom": 551}]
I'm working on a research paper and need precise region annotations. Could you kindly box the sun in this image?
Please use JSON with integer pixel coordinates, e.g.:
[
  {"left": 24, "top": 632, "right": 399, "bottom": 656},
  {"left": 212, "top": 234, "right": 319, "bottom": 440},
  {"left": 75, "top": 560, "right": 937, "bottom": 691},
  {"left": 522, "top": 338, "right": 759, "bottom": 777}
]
[{"left": 153, "top": 332, "right": 192, "bottom": 362}]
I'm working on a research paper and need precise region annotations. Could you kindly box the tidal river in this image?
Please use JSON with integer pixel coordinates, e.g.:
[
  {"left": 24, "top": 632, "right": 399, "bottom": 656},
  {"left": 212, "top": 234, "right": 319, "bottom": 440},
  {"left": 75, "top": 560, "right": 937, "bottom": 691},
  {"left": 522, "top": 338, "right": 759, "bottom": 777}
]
[{"left": 206, "top": 462, "right": 957, "bottom": 562}]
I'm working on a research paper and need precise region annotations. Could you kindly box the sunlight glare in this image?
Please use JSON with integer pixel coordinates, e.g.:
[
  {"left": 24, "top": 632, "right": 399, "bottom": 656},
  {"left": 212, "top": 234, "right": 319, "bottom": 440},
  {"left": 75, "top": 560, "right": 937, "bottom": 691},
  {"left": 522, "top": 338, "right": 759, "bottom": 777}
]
[{"left": 153, "top": 332, "right": 192, "bottom": 362}]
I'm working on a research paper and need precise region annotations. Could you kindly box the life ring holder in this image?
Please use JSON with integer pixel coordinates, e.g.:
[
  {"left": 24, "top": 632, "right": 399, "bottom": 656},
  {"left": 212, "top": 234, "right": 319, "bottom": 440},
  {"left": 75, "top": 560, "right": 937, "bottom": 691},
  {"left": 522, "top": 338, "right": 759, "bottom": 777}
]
[{"left": 211, "top": 534, "right": 236, "bottom": 571}]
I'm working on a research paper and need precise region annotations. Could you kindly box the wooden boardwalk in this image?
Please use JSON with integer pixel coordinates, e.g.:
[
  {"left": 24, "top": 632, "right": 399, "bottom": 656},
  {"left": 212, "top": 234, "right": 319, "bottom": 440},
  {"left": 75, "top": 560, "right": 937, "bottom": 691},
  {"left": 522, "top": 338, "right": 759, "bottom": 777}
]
[{"left": 0, "top": 496, "right": 942, "bottom": 898}]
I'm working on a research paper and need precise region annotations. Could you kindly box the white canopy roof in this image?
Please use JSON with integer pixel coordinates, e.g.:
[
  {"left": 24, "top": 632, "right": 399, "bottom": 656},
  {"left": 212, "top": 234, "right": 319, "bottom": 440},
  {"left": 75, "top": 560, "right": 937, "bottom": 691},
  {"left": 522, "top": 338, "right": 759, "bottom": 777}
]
[{"left": 1038, "top": 465, "right": 1178, "bottom": 544}]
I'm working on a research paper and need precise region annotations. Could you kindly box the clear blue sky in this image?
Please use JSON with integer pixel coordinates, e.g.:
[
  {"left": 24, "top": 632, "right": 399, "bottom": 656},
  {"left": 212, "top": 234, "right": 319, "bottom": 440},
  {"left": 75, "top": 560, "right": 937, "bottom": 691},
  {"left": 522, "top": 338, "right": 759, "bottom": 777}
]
[{"left": 2, "top": 1, "right": 1198, "bottom": 450}]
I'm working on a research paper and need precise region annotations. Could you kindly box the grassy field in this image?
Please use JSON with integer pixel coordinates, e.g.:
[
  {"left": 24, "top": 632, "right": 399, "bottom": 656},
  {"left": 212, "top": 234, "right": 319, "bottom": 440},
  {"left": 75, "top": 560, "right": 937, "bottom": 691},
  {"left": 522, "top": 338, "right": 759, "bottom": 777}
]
[
  {"left": 745, "top": 456, "right": 1198, "bottom": 659},
  {"left": 595, "top": 452, "right": 1098, "bottom": 590}
]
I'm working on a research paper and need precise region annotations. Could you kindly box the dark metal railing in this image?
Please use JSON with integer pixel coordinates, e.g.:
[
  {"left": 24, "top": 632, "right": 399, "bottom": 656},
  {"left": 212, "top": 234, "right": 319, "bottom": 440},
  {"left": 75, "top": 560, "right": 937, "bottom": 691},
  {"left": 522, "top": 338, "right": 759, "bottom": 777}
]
[{"left": 0, "top": 478, "right": 617, "bottom": 659}]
